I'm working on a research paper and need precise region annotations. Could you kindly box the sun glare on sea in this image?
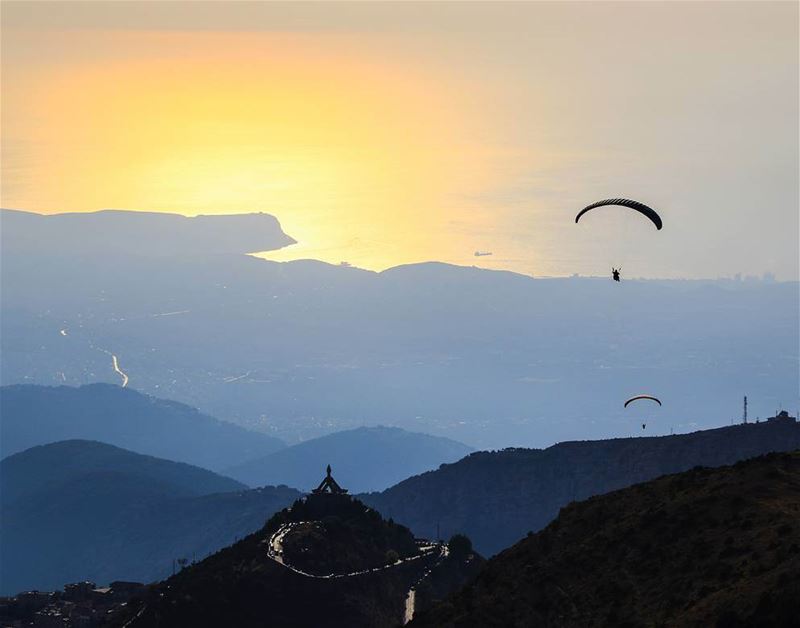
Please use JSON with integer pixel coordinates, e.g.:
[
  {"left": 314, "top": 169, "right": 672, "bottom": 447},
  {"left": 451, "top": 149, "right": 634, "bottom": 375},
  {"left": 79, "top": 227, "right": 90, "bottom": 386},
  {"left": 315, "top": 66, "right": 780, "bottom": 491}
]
[{"left": 3, "top": 31, "right": 504, "bottom": 271}]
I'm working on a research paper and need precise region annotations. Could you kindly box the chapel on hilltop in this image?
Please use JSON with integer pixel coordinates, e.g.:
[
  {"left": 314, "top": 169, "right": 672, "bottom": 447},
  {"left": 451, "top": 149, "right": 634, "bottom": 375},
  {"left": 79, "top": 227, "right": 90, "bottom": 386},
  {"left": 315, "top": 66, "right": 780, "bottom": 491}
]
[{"left": 312, "top": 464, "right": 348, "bottom": 495}]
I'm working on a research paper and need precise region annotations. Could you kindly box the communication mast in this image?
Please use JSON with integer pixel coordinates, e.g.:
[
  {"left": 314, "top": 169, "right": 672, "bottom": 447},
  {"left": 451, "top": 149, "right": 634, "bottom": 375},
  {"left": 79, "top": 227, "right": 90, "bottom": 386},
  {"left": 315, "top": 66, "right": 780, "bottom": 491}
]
[{"left": 743, "top": 396, "right": 748, "bottom": 424}]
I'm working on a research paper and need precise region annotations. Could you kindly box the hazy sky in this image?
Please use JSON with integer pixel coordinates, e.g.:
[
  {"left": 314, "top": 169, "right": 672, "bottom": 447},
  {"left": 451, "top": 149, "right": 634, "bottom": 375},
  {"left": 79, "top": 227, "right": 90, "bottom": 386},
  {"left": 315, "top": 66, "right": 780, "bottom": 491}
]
[{"left": 2, "top": 1, "right": 798, "bottom": 278}]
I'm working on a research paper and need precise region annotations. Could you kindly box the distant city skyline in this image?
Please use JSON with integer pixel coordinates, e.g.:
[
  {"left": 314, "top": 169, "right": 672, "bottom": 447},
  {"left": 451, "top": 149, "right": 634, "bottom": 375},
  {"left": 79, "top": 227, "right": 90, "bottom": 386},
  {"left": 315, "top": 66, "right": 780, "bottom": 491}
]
[{"left": 2, "top": 1, "right": 798, "bottom": 279}]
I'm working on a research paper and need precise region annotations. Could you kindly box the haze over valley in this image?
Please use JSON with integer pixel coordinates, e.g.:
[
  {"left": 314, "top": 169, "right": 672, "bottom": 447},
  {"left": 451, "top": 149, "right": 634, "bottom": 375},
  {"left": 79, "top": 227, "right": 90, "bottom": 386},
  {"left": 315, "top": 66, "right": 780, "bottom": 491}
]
[{"left": 2, "top": 209, "right": 796, "bottom": 450}]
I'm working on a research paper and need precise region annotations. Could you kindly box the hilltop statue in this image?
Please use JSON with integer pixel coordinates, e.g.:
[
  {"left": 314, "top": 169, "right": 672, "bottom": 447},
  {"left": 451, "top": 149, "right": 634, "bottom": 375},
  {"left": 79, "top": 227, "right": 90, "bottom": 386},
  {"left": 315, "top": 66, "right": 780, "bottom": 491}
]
[{"left": 312, "top": 464, "right": 348, "bottom": 495}]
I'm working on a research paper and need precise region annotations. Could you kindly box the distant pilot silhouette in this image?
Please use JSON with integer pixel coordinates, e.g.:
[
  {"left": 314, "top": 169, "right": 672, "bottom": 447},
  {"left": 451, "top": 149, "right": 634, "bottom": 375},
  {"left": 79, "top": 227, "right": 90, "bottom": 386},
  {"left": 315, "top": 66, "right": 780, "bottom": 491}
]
[{"left": 612, "top": 268, "right": 621, "bottom": 282}]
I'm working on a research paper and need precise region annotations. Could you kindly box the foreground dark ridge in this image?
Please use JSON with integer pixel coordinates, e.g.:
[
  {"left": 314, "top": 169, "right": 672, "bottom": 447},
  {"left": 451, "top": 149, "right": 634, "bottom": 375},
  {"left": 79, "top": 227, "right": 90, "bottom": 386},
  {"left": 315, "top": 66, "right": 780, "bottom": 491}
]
[
  {"left": 410, "top": 450, "right": 800, "bottom": 628},
  {"left": 363, "top": 417, "right": 800, "bottom": 555}
]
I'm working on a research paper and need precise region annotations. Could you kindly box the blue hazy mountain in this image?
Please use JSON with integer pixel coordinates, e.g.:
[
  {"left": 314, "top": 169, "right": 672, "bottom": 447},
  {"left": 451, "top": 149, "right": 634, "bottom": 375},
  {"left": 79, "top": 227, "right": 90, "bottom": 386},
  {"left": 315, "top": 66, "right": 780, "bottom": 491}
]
[
  {"left": 224, "top": 426, "right": 474, "bottom": 492},
  {"left": 0, "top": 384, "right": 285, "bottom": 471},
  {"left": 1, "top": 439, "right": 245, "bottom": 504},
  {"left": 0, "top": 440, "right": 300, "bottom": 594},
  {"left": 362, "top": 417, "right": 800, "bottom": 556},
  {"left": 2, "top": 208, "right": 797, "bottom": 450},
  {"left": 0, "top": 208, "right": 295, "bottom": 258}
]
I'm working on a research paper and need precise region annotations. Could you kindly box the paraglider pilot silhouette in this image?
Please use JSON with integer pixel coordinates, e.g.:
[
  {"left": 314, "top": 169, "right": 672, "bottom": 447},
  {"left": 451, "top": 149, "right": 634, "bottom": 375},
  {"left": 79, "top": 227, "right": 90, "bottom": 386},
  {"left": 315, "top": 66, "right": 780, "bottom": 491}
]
[
  {"left": 624, "top": 395, "right": 662, "bottom": 431},
  {"left": 574, "top": 198, "right": 663, "bottom": 282}
]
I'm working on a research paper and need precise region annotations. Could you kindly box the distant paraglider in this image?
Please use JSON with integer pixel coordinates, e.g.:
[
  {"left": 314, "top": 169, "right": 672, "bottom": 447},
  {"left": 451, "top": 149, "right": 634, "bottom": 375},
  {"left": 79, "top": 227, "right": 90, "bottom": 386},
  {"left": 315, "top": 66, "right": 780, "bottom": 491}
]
[
  {"left": 624, "top": 395, "right": 662, "bottom": 408},
  {"left": 625, "top": 395, "right": 662, "bottom": 431},
  {"left": 575, "top": 198, "right": 663, "bottom": 230}
]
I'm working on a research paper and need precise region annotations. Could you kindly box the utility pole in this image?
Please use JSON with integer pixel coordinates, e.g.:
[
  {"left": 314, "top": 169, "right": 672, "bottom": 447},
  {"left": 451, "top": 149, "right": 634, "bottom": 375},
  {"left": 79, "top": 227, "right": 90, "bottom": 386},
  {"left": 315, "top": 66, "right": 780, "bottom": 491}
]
[{"left": 743, "top": 396, "right": 748, "bottom": 424}]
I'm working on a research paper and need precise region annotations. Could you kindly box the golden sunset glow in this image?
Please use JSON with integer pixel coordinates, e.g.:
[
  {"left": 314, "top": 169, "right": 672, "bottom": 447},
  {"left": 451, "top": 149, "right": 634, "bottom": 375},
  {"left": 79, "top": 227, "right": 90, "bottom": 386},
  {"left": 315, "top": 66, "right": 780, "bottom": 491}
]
[
  {"left": 2, "top": 2, "right": 797, "bottom": 278},
  {"left": 3, "top": 30, "right": 503, "bottom": 269}
]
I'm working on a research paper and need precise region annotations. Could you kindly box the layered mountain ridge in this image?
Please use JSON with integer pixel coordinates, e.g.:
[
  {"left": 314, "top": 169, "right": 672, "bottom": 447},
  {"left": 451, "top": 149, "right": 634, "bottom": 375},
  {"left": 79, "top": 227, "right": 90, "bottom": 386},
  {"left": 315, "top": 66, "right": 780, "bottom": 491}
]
[
  {"left": 224, "top": 426, "right": 473, "bottom": 492},
  {"left": 363, "top": 417, "right": 800, "bottom": 555},
  {"left": 0, "top": 440, "right": 299, "bottom": 594},
  {"left": 0, "top": 384, "right": 285, "bottom": 471}
]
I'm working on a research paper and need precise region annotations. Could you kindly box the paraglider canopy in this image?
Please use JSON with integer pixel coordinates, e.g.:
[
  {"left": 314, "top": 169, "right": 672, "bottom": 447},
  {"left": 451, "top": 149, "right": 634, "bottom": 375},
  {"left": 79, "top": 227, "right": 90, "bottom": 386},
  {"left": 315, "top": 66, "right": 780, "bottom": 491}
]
[
  {"left": 575, "top": 198, "right": 663, "bottom": 230},
  {"left": 624, "top": 395, "right": 662, "bottom": 408}
]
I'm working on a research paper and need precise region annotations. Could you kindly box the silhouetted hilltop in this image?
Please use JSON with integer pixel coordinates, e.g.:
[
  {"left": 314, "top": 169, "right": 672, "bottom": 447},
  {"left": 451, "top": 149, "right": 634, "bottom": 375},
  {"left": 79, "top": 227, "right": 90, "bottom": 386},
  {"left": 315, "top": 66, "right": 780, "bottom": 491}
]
[
  {"left": 113, "top": 490, "right": 471, "bottom": 628},
  {"left": 410, "top": 450, "right": 800, "bottom": 628},
  {"left": 274, "top": 493, "right": 420, "bottom": 575},
  {"left": 0, "top": 384, "right": 285, "bottom": 470},
  {"left": 224, "top": 426, "right": 473, "bottom": 492},
  {"left": 363, "top": 418, "right": 800, "bottom": 555},
  {"left": 1, "top": 440, "right": 299, "bottom": 594},
  {"left": 0, "top": 208, "right": 295, "bottom": 257}
]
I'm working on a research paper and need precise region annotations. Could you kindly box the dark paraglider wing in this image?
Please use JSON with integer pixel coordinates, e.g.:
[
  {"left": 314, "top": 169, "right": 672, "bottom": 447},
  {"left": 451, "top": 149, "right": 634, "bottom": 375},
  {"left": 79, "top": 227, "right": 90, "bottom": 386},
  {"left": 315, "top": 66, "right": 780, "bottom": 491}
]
[
  {"left": 624, "top": 395, "right": 663, "bottom": 408},
  {"left": 575, "top": 198, "right": 663, "bottom": 230}
]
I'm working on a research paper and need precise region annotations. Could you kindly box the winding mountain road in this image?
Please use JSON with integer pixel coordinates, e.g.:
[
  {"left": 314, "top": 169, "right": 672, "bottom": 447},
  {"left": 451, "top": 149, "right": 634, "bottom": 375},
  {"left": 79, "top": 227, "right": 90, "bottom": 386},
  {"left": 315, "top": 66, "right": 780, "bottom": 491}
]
[
  {"left": 265, "top": 521, "right": 448, "bottom": 623},
  {"left": 110, "top": 353, "right": 129, "bottom": 387}
]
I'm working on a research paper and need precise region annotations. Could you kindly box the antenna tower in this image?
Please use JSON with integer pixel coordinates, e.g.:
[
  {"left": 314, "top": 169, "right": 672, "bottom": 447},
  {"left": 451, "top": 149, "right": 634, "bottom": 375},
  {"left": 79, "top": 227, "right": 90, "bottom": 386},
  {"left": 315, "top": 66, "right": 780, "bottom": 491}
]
[{"left": 743, "top": 396, "right": 748, "bottom": 424}]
